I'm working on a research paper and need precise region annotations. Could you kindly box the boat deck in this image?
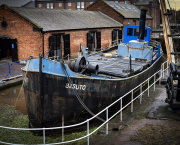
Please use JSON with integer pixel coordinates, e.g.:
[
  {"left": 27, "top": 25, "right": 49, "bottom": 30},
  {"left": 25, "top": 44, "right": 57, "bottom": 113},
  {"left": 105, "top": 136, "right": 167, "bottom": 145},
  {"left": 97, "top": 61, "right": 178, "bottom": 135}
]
[{"left": 87, "top": 54, "right": 150, "bottom": 78}]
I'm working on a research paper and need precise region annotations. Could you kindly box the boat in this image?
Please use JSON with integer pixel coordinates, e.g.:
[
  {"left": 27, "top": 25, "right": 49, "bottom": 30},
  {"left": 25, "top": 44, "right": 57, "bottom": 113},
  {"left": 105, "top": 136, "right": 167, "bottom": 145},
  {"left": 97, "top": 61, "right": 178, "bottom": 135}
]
[{"left": 22, "top": 7, "right": 163, "bottom": 128}]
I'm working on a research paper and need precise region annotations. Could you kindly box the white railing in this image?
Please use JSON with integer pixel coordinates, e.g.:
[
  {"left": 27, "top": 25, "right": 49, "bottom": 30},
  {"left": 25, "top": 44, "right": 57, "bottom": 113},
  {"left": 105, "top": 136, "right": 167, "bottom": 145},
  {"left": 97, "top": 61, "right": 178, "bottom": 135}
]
[{"left": 0, "top": 59, "right": 169, "bottom": 145}]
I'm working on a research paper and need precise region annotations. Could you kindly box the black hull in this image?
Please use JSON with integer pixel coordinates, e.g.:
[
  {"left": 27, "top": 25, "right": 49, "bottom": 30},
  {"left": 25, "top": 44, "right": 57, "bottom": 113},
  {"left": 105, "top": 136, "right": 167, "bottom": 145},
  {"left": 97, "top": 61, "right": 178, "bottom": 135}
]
[{"left": 23, "top": 56, "right": 163, "bottom": 128}]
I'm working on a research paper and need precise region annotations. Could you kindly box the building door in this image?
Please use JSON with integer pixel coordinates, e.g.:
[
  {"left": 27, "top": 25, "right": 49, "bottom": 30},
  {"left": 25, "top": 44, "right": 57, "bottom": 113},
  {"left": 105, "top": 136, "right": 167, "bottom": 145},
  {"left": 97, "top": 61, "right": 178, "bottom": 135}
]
[
  {"left": 63, "top": 34, "right": 70, "bottom": 57},
  {"left": 49, "top": 33, "right": 70, "bottom": 58},
  {"left": 112, "top": 29, "right": 122, "bottom": 45},
  {"left": 87, "top": 31, "right": 101, "bottom": 51},
  {"left": 0, "top": 38, "right": 14, "bottom": 61}
]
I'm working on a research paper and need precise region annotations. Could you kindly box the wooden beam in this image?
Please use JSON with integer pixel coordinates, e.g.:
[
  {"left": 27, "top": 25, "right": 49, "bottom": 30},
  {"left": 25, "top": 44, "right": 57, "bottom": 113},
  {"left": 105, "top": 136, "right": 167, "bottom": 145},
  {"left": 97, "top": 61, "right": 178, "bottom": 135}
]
[{"left": 160, "top": 0, "right": 175, "bottom": 65}]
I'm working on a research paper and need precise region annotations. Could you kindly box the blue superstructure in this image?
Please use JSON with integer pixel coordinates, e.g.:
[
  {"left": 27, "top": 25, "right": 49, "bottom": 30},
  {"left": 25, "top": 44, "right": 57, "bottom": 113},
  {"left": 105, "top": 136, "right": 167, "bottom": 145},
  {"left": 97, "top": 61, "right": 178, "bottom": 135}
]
[{"left": 123, "top": 26, "right": 151, "bottom": 46}]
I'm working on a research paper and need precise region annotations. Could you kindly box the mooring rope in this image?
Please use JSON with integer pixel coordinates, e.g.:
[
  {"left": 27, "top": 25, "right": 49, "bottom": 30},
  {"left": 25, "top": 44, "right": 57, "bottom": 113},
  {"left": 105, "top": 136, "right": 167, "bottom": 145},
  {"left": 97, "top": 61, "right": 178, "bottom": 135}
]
[{"left": 14, "top": 59, "right": 30, "bottom": 107}]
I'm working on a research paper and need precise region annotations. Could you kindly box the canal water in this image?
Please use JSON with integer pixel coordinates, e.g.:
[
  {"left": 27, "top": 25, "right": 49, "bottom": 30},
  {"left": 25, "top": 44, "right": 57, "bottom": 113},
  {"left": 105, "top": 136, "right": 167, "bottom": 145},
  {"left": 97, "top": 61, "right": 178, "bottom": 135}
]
[{"left": 0, "top": 84, "right": 27, "bottom": 115}]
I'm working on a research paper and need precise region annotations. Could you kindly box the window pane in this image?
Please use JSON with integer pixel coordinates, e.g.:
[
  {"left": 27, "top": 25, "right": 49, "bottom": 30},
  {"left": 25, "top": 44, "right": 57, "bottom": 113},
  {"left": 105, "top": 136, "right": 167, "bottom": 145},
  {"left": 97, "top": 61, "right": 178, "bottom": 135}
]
[
  {"left": 47, "top": 3, "right": 49, "bottom": 8},
  {"left": 90, "top": 2, "right": 93, "bottom": 4},
  {"left": 68, "top": 2, "right": 71, "bottom": 6},
  {"left": 59, "top": 3, "right": 62, "bottom": 7},
  {"left": 115, "top": 1, "right": 118, "bottom": 3},
  {"left": 81, "top": 2, "right": 84, "bottom": 8},
  {"left": 77, "top": 2, "right": 80, "bottom": 8},
  {"left": 127, "top": 28, "right": 133, "bottom": 36},
  {"left": 134, "top": 29, "right": 139, "bottom": 36},
  {"left": 51, "top": 3, "right": 53, "bottom": 9},
  {"left": 145, "top": 30, "right": 147, "bottom": 37},
  {"left": 125, "top": 1, "right": 128, "bottom": 4}
]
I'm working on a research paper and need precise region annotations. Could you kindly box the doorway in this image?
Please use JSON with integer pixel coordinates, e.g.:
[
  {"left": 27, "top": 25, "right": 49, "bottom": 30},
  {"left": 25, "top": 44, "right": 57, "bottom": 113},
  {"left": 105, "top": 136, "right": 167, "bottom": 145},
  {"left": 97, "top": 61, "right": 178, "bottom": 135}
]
[{"left": 0, "top": 38, "right": 18, "bottom": 62}]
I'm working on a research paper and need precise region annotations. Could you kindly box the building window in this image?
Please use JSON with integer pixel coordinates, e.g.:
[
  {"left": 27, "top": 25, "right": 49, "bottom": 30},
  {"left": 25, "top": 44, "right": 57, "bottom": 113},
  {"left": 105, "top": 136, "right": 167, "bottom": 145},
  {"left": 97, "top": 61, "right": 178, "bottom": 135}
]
[
  {"left": 69, "top": 8, "right": 71, "bottom": 10},
  {"left": 125, "top": 1, "right": 128, "bottom": 4},
  {"left": 68, "top": 2, "right": 71, "bottom": 6},
  {"left": 127, "top": 28, "right": 133, "bottom": 36},
  {"left": 39, "top": 4, "right": 42, "bottom": 8},
  {"left": 77, "top": 2, "right": 80, "bottom": 9},
  {"left": 87, "top": 31, "right": 101, "bottom": 51},
  {"left": 81, "top": 2, "right": 84, "bottom": 9},
  {"left": 115, "top": 1, "right": 118, "bottom": 3},
  {"left": 90, "top": 2, "right": 93, "bottom": 4},
  {"left": 59, "top": 3, "right": 62, "bottom": 7},
  {"left": 51, "top": 3, "right": 53, "bottom": 9},
  {"left": 47, "top": 3, "right": 49, "bottom": 9}
]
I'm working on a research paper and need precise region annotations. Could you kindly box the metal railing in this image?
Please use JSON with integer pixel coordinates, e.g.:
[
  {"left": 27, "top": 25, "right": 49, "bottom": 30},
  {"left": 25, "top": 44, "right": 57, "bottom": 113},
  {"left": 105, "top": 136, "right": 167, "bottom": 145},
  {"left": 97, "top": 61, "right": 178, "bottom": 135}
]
[
  {"left": 0, "top": 60, "right": 27, "bottom": 80},
  {"left": 109, "top": 39, "right": 122, "bottom": 47},
  {"left": 0, "top": 58, "right": 169, "bottom": 145}
]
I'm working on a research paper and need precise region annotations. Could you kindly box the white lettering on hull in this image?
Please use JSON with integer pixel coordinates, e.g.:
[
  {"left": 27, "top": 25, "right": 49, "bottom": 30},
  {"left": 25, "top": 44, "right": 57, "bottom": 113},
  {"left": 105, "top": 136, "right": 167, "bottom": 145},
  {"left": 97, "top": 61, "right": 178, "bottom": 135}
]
[{"left": 65, "top": 83, "right": 86, "bottom": 90}]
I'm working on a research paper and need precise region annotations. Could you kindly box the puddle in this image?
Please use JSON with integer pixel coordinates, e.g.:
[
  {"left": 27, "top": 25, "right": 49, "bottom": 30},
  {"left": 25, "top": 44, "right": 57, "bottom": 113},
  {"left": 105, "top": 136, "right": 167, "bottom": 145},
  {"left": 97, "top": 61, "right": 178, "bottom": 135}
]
[{"left": 0, "top": 84, "right": 27, "bottom": 115}]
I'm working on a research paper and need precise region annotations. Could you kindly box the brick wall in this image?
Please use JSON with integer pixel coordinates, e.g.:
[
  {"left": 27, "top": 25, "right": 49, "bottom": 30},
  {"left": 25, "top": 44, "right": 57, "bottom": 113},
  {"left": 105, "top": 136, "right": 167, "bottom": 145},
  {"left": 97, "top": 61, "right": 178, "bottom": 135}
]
[
  {"left": 44, "top": 27, "right": 122, "bottom": 58},
  {"left": 0, "top": 6, "right": 43, "bottom": 60},
  {"left": 0, "top": 6, "right": 122, "bottom": 60}
]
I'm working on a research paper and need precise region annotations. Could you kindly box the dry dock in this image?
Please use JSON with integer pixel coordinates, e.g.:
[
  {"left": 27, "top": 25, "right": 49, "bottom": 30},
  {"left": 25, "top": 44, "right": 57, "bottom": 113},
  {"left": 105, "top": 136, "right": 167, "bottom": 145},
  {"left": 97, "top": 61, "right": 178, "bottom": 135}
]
[{"left": 84, "top": 80, "right": 180, "bottom": 145}]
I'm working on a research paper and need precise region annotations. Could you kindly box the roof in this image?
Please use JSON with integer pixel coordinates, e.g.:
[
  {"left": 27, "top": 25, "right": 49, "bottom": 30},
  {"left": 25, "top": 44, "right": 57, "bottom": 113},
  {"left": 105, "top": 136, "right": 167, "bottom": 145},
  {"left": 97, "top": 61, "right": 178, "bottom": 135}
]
[
  {"left": 104, "top": 1, "right": 152, "bottom": 19},
  {"left": 1, "top": 5, "right": 123, "bottom": 32},
  {"left": 21, "top": 1, "right": 36, "bottom": 8},
  {"left": 135, "top": 0, "right": 155, "bottom": 5}
]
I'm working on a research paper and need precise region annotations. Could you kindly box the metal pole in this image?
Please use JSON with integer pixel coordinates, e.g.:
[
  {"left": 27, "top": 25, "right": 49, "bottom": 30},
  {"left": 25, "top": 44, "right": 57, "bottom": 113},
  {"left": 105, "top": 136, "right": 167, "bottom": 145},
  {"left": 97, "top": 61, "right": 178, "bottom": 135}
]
[
  {"left": 140, "top": 84, "right": 142, "bottom": 104},
  {"left": 131, "top": 91, "right": 133, "bottom": 112},
  {"left": 163, "top": 64, "right": 164, "bottom": 78},
  {"left": 68, "top": 54, "right": 69, "bottom": 61},
  {"left": 120, "top": 99, "right": 122, "bottom": 121},
  {"left": 43, "top": 128, "right": 45, "bottom": 144},
  {"left": 167, "top": 59, "right": 169, "bottom": 76},
  {"left": 87, "top": 119, "right": 89, "bottom": 145},
  {"left": 106, "top": 108, "right": 108, "bottom": 135},
  {"left": 159, "top": 67, "right": 162, "bottom": 85},
  {"left": 62, "top": 115, "right": 64, "bottom": 142},
  {"left": 148, "top": 78, "right": 149, "bottom": 97},
  {"left": 154, "top": 74, "right": 156, "bottom": 91}
]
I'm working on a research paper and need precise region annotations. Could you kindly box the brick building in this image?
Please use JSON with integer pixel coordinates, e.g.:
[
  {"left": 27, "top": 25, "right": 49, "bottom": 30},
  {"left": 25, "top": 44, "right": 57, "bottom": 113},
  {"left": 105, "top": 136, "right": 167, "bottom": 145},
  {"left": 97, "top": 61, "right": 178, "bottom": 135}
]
[
  {"left": 85, "top": 0, "right": 153, "bottom": 28},
  {"left": 135, "top": 0, "right": 160, "bottom": 28},
  {"left": 32, "top": 0, "right": 136, "bottom": 10},
  {"left": 0, "top": 4, "right": 122, "bottom": 61}
]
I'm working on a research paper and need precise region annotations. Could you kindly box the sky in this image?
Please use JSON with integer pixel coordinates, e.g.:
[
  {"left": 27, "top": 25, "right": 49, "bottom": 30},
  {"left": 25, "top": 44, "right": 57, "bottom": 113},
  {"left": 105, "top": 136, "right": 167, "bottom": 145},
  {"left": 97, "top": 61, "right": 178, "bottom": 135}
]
[
  {"left": 168, "top": 0, "right": 180, "bottom": 10},
  {"left": 0, "top": 0, "right": 180, "bottom": 10}
]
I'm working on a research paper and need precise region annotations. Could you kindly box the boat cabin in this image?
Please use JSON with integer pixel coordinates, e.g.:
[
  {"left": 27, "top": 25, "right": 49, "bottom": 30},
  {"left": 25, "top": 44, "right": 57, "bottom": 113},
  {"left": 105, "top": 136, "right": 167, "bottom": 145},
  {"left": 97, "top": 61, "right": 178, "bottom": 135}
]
[{"left": 123, "top": 26, "right": 151, "bottom": 46}]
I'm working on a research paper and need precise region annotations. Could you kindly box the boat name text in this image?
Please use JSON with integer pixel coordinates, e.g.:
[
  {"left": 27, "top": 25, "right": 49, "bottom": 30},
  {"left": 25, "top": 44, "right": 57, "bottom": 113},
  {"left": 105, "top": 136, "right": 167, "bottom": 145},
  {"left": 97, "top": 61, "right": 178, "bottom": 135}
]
[{"left": 65, "top": 83, "right": 86, "bottom": 90}]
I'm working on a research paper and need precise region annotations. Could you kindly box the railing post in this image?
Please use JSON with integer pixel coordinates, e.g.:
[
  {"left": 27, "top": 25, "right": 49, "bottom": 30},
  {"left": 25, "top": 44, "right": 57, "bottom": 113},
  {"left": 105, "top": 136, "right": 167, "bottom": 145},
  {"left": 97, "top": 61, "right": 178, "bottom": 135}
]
[
  {"left": 159, "top": 66, "right": 162, "bottom": 85},
  {"left": 9, "top": 63, "right": 11, "bottom": 77},
  {"left": 131, "top": 91, "right": 133, "bottom": 112},
  {"left": 167, "top": 59, "right": 169, "bottom": 76},
  {"left": 62, "top": 115, "right": 64, "bottom": 142},
  {"left": 87, "top": 119, "right": 89, "bottom": 145},
  {"left": 43, "top": 128, "right": 45, "bottom": 145},
  {"left": 106, "top": 108, "right": 108, "bottom": 134},
  {"left": 163, "top": 64, "right": 164, "bottom": 78},
  {"left": 120, "top": 98, "right": 122, "bottom": 121},
  {"left": 140, "top": 84, "right": 142, "bottom": 104},
  {"left": 148, "top": 78, "right": 149, "bottom": 97},
  {"left": 154, "top": 74, "right": 156, "bottom": 91}
]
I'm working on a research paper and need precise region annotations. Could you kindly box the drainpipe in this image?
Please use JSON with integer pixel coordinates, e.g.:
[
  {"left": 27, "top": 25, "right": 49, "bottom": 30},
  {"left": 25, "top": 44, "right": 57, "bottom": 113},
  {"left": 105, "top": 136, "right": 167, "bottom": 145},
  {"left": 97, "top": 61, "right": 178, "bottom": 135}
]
[{"left": 41, "top": 28, "right": 44, "bottom": 57}]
